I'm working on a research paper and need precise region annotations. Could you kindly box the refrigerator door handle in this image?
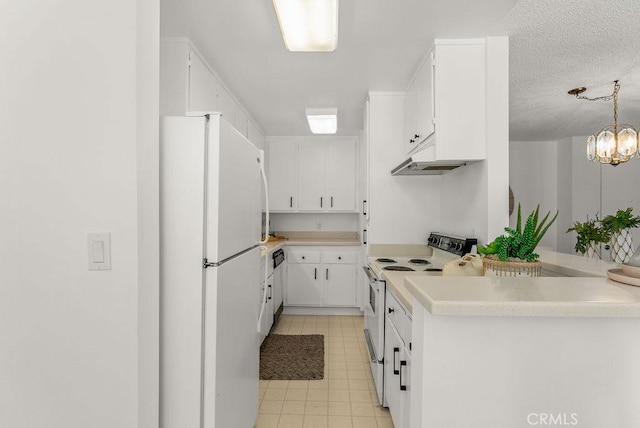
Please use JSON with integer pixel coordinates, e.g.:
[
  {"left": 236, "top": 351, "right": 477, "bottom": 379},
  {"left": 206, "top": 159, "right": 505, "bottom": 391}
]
[{"left": 257, "top": 149, "right": 270, "bottom": 332}]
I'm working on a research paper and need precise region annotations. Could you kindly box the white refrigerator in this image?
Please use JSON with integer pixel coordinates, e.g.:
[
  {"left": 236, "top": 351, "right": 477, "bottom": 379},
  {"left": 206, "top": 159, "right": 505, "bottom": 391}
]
[{"left": 160, "top": 113, "right": 265, "bottom": 428}]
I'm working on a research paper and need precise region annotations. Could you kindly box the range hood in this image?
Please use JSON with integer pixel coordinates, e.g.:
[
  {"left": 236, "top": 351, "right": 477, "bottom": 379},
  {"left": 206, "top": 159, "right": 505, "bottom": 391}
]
[{"left": 390, "top": 147, "right": 467, "bottom": 176}]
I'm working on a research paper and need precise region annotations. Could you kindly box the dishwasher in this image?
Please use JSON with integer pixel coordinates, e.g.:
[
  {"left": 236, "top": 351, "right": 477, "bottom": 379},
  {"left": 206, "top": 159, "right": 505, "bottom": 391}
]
[{"left": 272, "top": 249, "right": 285, "bottom": 325}]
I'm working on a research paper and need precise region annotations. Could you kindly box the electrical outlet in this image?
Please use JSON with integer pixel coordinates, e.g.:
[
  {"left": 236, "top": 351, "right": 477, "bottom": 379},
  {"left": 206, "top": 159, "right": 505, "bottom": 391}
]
[{"left": 316, "top": 221, "right": 322, "bottom": 230}]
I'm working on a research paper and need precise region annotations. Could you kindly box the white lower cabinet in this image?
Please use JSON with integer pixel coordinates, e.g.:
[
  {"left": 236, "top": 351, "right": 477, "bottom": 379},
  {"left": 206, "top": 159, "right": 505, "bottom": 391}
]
[
  {"left": 286, "top": 263, "right": 322, "bottom": 305},
  {"left": 286, "top": 247, "right": 358, "bottom": 307},
  {"left": 385, "top": 289, "right": 412, "bottom": 428}
]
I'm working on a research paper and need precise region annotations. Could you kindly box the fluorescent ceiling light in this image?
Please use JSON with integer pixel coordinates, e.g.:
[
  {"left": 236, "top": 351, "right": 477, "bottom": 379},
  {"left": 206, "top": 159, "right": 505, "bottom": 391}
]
[
  {"left": 306, "top": 108, "right": 337, "bottom": 134},
  {"left": 272, "top": 0, "right": 338, "bottom": 51}
]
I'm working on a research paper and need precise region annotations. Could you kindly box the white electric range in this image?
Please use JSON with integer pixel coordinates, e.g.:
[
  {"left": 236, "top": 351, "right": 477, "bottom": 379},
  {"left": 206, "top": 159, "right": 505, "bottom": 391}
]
[{"left": 363, "top": 233, "right": 477, "bottom": 406}]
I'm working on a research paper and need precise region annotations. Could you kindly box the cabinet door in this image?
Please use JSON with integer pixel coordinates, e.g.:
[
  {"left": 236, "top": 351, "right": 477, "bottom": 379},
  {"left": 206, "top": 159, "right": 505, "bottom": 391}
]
[
  {"left": 286, "top": 263, "right": 322, "bottom": 306},
  {"left": 414, "top": 52, "right": 434, "bottom": 145},
  {"left": 384, "top": 315, "right": 404, "bottom": 428},
  {"left": 268, "top": 141, "right": 298, "bottom": 211},
  {"left": 188, "top": 50, "right": 218, "bottom": 113},
  {"left": 433, "top": 42, "right": 485, "bottom": 160},
  {"left": 234, "top": 106, "right": 248, "bottom": 138},
  {"left": 325, "top": 140, "right": 357, "bottom": 211},
  {"left": 404, "top": 81, "right": 418, "bottom": 154},
  {"left": 298, "top": 142, "right": 327, "bottom": 210},
  {"left": 322, "top": 264, "right": 357, "bottom": 306},
  {"left": 400, "top": 351, "right": 411, "bottom": 428},
  {"left": 217, "top": 84, "right": 235, "bottom": 125}
]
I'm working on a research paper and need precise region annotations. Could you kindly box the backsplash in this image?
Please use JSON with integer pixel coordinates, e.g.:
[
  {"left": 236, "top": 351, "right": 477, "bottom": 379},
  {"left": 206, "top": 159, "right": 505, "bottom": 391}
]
[{"left": 268, "top": 213, "right": 359, "bottom": 232}]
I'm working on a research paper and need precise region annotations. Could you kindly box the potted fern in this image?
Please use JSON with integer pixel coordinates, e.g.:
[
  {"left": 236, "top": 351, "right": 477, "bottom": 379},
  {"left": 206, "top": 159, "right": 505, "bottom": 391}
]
[
  {"left": 478, "top": 204, "right": 558, "bottom": 277},
  {"left": 601, "top": 207, "right": 640, "bottom": 263},
  {"left": 566, "top": 216, "right": 610, "bottom": 259}
]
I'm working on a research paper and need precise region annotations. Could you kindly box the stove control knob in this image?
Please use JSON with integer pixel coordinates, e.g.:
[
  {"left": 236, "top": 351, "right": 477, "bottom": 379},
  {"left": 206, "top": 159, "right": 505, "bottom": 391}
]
[{"left": 456, "top": 242, "right": 463, "bottom": 251}]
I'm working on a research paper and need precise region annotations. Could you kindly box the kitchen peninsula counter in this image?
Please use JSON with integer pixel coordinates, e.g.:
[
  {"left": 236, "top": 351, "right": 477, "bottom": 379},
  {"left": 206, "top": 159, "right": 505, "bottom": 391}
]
[
  {"left": 405, "top": 276, "right": 640, "bottom": 317},
  {"left": 405, "top": 251, "right": 640, "bottom": 428}
]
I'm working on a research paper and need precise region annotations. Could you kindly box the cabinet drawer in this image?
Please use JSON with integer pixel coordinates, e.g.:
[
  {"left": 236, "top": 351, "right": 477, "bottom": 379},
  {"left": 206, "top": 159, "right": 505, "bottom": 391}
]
[
  {"left": 386, "top": 291, "right": 404, "bottom": 339},
  {"left": 323, "top": 252, "right": 357, "bottom": 264},
  {"left": 287, "top": 250, "right": 321, "bottom": 264}
]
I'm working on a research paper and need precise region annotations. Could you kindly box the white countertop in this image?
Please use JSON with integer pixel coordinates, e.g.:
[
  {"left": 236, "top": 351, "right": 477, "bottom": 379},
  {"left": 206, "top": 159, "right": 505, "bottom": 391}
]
[
  {"left": 538, "top": 249, "right": 617, "bottom": 277},
  {"left": 405, "top": 275, "right": 640, "bottom": 317},
  {"left": 261, "top": 237, "right": 361, "bottom": 257}
]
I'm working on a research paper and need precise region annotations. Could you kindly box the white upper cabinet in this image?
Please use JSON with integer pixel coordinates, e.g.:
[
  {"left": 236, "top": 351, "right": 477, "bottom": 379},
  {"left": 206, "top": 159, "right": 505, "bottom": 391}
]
[
  {"left": 298, "top": 142, "right": 328, "bottom": 210},
  {"left": 404, "top": 39, "right": 487, "bottom": 161},
  {"left": 267, "top": 139, "right": 298, "bottom": 211},
  {"left": 247, "top": 120, "right": 265, "bottom": 149},
  {"left": 403, "top": 52, "right": 434, "bottom": 154},
  {"left": 268, "top": 138, "right": 358, "bottom": 213},
  {"left": 160, "top": 41, "right": 218, "bottom": 115},
  {"left": 234, "top": 103, "right": 248, "bottom": 138},
  {"left": 160, "top": 38, "right": 264, "bottom": 143},
  {"left": 216, "top": 84, "right": 235, "bottom": 126},
  {"left": 325, "top": 140, "right": 357, "bottom": 211}
]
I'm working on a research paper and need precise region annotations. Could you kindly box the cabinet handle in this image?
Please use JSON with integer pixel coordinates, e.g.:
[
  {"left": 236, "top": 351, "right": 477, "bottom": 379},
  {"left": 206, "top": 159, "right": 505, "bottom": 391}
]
[
  {"left": 330, "top": 196, "right": 333, "bottom": 208},
  {"left": 400, "top": 360, "right": 407, "bottom": 391},
  {"left": 338, "top": 256, "right": 342, "bottom": 260},
  {"left": 314, "top": 268, "right": 317, "bottom": 280},
  {"left": 414, "top": 134, "right": 420, "bottom": 139},
  {"left": 320, "top": 197, "right": 323, "bottom": 208},
  {"left": 326, "top": 268, "right": 329, "bottom": 280},
  {"left": 290, "top": 196, "right": 293, "bottom": 208},
  {"left": 409, "top": 139, "right": 414, "bottom": 144},
  {"left": 388, "top": 307, "right": 394, "bottom": 314},
  {"left": 362, "top": 200, "right": 367, "bottom": 216},
  {"left": 363, "top": 229, "right": 367, "bottom": 245},
  {"left": 393, "top": 347, "right": 400, "bottom": 375},
  {"left": 268, "top": 284, "right": 272, "bottom": 300},
  {"left": 302, "top": 256, "right": 305, "bottom": 260}
]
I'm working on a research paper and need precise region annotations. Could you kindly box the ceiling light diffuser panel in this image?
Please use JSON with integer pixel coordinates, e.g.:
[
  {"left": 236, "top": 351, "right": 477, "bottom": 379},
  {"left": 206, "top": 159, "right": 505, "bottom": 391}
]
[
  {"left": 306, "top": 108, "right": 337, "bottom": 134},
  {"left": 272, "top": 0, "right": 338, "bottom": 51}
]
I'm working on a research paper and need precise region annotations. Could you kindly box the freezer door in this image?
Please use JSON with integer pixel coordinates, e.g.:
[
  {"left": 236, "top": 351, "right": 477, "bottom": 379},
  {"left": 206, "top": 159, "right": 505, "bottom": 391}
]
[
  {"left": 205, "top": 115, "right": 262, "bottom": 262},
  {"left": 203, "top": 247, "right": 260, "bottom": 428}
]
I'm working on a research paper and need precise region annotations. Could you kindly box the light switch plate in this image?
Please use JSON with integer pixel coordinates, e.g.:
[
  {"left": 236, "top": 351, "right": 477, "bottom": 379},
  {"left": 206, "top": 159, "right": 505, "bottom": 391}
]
[{"left": 88, "top": 233, "right": 111, "bottom": 270}]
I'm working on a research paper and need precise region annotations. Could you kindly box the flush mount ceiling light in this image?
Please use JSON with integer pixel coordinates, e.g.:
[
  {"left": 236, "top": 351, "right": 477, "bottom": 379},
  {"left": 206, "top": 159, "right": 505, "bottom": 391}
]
[
  {"left": 272, "top": 0, "right": 338, "bottom": 51},
  {"left": 306, "top": 108, "right": 337, "bottom": 134},
  {"left": 568, "top": 80, "right": 639, "bottom": 166}
]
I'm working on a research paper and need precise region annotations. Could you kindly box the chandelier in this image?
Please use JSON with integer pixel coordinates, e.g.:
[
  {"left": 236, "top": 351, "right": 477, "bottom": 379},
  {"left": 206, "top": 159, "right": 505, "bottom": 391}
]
[{"left": 568, "top": 80, "right": 638, "bottom": 165}]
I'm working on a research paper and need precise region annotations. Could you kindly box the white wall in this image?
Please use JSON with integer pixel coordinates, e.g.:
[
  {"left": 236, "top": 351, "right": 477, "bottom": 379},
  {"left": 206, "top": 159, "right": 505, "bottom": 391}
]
[
  {"left": 0, "top": 1, "right": 158, "bottom": 427},
  {"left": 510, "top": 136, "right": 640, "bottom": 257},
  {"left": 509, "top": 140, "right": 560, "bottom": 250},
  {"left": 270, "top": 213, "right": 359, "bottom": 232},
  {"left": 136, "top": 0, "right": 160, "bottom": 427}
]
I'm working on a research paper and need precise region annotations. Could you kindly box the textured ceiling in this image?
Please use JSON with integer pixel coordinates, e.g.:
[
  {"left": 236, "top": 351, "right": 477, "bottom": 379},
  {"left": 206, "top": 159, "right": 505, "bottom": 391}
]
[
  {"left": 161, "top": 0, "right": 640, "bottom": 141},
  {"left": 499, "top": 0, "right": 640, "bottom": 141}
]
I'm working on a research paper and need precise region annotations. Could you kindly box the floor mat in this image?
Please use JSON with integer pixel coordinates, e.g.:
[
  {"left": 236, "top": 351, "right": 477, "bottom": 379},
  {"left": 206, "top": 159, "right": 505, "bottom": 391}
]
[{"left": 259, "top": 334, "right": 324, "bottom": 380}]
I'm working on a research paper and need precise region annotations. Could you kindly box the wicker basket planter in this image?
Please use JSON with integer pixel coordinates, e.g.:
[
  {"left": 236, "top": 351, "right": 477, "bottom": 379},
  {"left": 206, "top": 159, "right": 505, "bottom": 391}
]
[{"left": 482, "top": 255, "right": 542, "bottom": 277}]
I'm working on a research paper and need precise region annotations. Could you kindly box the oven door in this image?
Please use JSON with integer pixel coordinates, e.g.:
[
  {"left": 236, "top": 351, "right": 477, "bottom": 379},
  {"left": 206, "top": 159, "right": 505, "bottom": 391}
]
[
  {"left": 363, "top": 266, "right": 383, "bottom": 361},
  {"left": 362, "top": 265, "right": 385, "bottom": 405}
]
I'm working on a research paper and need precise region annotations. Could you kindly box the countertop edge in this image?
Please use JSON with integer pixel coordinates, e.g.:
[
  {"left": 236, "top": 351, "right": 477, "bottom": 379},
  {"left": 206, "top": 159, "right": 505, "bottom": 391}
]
[
  {"left": 262, "top": 239, "right": 361, "bottom": 257},
  {"left": 404, "top": 276, "right": 640, "bottom": 318}
]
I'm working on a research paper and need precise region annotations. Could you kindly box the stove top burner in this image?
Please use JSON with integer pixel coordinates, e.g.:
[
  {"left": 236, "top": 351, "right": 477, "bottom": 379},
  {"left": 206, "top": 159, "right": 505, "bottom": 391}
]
[
  {"left": 383, "top": 266, "right": 415, "bottom": 272},
  {"left": 409, "top": 259, "right": 430, "bottom": 265},
  {"left": 376, "top": 258, "right": 397, "bottom": 263}
]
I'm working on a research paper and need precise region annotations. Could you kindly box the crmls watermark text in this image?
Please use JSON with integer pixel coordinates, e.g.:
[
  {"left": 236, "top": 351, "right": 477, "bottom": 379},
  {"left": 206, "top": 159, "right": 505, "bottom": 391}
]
[{"left": 527, "top": 413, "right": 578, "bottom": 426}]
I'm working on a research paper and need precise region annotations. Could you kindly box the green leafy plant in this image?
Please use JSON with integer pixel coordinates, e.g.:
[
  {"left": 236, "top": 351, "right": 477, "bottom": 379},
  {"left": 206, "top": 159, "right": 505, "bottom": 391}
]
[
  {"left": 600, "top": 207, "right": 640, "bottom": 234},
  {"left": 566, "top": 216, "right": 610, "bottom": 254},
  {"left": 478, "top": 204, "right": 559, "bottom": 262}
]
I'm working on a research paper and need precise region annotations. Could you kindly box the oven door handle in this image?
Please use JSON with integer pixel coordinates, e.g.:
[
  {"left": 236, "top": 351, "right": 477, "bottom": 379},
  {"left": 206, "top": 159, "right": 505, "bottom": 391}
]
[{"left": 362, "top": 266, "right": 377, "bottom": 283}]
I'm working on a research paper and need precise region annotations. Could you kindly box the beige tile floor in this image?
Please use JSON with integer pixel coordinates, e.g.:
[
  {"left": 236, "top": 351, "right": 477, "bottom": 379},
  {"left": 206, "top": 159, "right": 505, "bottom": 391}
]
[{"left": 255, "top": 315, "right": 394, "bottom": 428}]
